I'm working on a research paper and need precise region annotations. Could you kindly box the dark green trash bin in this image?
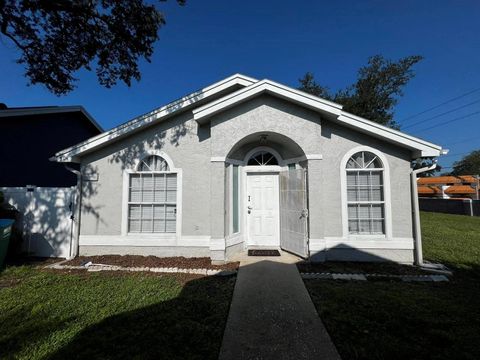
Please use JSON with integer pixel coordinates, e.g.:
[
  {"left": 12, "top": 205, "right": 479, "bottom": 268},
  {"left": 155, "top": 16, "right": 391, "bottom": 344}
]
[{"left": 0, "top": 219, "right": 15, "bottom": 268}]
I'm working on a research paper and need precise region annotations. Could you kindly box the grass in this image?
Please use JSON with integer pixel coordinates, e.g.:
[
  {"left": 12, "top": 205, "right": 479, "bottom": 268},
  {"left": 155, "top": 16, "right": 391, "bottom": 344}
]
[
  {"left": 0, "top": 267, "right": 235, "bottom": 360},
  {"left": 304, "top": 212, "right": 480, "bottom": 360}
]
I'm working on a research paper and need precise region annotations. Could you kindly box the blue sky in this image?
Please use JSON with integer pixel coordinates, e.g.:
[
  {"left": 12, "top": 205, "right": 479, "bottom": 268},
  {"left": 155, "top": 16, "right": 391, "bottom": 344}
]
[{"left": 1, "top": 0, "right": 479, "bottom": 171}]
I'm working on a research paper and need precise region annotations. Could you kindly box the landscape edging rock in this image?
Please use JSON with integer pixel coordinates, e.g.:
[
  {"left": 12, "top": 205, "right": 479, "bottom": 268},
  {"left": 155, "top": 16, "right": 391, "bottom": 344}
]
[
  {"left": 47, "top": 263, "right": 237, "bottom": 276},
  {"left": 300, "top": 272, "right": 449, "bottom": 282}
]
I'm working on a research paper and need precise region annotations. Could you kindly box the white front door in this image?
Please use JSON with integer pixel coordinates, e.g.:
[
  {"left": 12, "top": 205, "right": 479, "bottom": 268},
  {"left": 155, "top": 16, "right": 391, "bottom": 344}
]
[{"left": 246, "top": 172, "right": 280, "bottom": 247}]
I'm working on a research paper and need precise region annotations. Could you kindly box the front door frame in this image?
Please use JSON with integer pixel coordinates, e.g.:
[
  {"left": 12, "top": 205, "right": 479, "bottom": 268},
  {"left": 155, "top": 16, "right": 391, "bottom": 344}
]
[{"left": 244, "top": 167, "right": 282, "bottom": 248}]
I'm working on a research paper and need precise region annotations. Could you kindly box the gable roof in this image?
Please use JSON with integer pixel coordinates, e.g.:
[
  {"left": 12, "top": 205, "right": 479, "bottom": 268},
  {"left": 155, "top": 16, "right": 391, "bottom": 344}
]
[
  {"left": 0, "top": 105, "right": 103, "bottom": 132},
  {"left": 193, "top": 79, "right": 443, "bottom": 158},
  {"left": 52, "top": 73, "right": 444, "bottom": 162},
  {"left": 52, "top": 74, "right": 257, "bottom": 162}
]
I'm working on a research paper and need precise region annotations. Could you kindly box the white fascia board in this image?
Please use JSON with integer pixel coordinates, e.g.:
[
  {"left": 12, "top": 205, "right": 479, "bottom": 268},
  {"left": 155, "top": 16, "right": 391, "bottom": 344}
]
[
  {"left": 0, "top": 106, "right": 104, "bottom": 132},
  {"left": 337, "top": 112, "right": 443, "bottom": 158},
  {"left": 52, "top": 74, "right": 257, "bottom": 163},
  {"left": 193, "top": 80, "right": 343, "bottom": 124},
  {"left": 192, "top": 79, "right": 442, "bottom": 157}
]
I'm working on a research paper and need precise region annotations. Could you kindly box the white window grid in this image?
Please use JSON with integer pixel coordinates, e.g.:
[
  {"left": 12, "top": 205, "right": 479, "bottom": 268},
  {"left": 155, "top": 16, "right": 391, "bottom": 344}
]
[
  {"left": 128, "top": 172, "right": 177, "bottom": 233},
  {"left": 346, "top": 168, "right": 385, "bottom": 235}
]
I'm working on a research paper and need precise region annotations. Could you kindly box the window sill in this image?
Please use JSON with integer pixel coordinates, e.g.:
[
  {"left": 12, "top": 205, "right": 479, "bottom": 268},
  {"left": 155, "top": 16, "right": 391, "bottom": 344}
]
[
  {"left": 347, "top": 234, "right": 386, "bottom": 240},
  {"left": 126, "top": 233, "right": 177, "bottom": 238}
]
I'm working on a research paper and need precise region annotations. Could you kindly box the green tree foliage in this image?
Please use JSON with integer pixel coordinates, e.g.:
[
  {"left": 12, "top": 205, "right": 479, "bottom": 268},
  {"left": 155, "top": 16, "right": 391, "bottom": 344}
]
[
  {"left": 451, "top": 150, "right": 480, "bottom": 175},
  {"left": 412, "top": 158, "right": 441, "bottom": 177},
  {"left": 0, "top": 0, "right": 185, "bottom": 95},
  {"left": 298, "top": 55, "right": 423, "bottom": 129}
]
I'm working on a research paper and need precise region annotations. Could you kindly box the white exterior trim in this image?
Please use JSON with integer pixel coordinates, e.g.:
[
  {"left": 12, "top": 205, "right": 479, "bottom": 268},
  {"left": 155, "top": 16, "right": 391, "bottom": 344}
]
[
  {"left": 121, "top": 151, "right": 183, "bottom": 239},
  {"left": 336, "top": 113, "right": 442, "bottom": 157},
  {"left": 80, "top": 235, "right": 210, "bottom": 247},
  {"left": 209, "top": 238, "right": 227, "bottom": 251},
  {"left": 225, "top": 158, "right": 244, "bottom": 166},
  {"left": 192, "top": 79, "right": 442, "bottom": 158},
  {"left": 52, "top": 74, "right": 257, "bottom": 163},
  {"left": 339, "top": 146, "right": 393, "bottom": 240},
  {"left": 305, "top": 154, "right": 323, "bottom": 160},
  {"left": 193, "top": 79, "right": 343, "bottom": 123},
  {"left": 210, "top": 156, "right": 226, "bottom": 162},
  {"left": 309, "top": 238, "right": 414, "bottom": 251},
  {"left": 226, "top": 233, "right": 244, "bottom": 248},
  {"left": 52, "top": 74, "right": 442, "bottom": 162}
]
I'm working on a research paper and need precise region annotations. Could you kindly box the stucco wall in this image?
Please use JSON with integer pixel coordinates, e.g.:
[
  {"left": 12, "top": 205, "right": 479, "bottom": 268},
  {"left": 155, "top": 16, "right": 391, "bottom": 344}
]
[
  {"left": 79, "top": 111, "right": 211, "bottom": 238},
  {"left": 210, "top": 95, "right": 322, "bottom": 158},
  {"left": 318, "top": 121, "right": 413, "bottom": 239},
  {"left": 76, "top": 93, "right": 414, "bottom": 261}
]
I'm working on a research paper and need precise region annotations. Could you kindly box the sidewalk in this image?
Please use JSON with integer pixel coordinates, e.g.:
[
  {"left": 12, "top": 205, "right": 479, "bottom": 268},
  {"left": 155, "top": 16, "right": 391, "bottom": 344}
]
[{"left": 219, "top": 259, "right": 341, "bottom": 360}]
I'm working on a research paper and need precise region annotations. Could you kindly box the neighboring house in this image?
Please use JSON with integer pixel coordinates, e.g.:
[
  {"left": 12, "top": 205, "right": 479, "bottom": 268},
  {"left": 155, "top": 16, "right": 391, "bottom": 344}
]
[
  {"left": 418, "top": 175, "right": 480, "bottom": 200},
  {"left": 0, "top": 105, "right": 103, "bottom": 187},
  {"left": 52, "top": 74, "right": 444, "bottom": 264},
  {"left": 0, "top": 105, "right": 103, "bottom": 258}
]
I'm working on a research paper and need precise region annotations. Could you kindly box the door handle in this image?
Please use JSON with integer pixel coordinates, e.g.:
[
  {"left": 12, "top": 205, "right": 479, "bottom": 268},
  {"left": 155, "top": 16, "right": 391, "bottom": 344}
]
[
  {"left": 247, "top": 206, "right": 253, "bottom": 210},
  {"left": 301, "top": 209, "right": 309, "bottom": 218}
]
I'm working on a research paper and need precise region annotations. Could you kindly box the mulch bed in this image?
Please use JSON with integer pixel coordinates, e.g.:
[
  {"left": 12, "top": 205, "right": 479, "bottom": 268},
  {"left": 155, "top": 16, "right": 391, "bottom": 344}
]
[
  {"left": 297, "top": 261, "right": 432, "bottom": 275},
  {"left": 65, "top": 255, "right": 239, "bottom": 271}
]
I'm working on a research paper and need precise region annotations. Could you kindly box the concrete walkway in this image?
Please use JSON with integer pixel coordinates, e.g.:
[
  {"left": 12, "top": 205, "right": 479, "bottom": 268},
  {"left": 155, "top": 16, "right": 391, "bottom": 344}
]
[{"left": 219, "top": 258, "right": 341, "bottom": 360}]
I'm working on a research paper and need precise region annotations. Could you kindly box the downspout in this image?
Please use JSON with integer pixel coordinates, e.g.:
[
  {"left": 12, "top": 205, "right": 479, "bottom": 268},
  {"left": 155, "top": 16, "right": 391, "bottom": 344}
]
[
  {"left": 411, "top": 162, "right": 437, "bottom": 266},
  {"left": 65, "top": 165, "right": 82, "bottom": 259}
]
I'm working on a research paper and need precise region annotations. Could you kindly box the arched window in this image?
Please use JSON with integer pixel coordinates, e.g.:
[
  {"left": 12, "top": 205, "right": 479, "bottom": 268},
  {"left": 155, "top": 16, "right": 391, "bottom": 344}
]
[
  {"left": 247, "top": 151, "right": 279, "bottom": 166},
  {"left": 346, "top": 151, "right": 385, "bottom": 235},
  {"left": 128, "top": 155, "right": 176, "bottom": 233},
  {"left": 138, "top": 155, "right": 169, "bottom": 171}
]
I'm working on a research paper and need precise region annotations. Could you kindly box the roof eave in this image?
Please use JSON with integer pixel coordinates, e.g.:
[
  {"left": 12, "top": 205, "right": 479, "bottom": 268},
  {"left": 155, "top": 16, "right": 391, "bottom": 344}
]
[
  {"left": 193, "top": 80, "right": 443, "bottom": 158},
  {"left": 193, "top": 79, "right": 343, "bottom": 124},
  {"left": 0, "top": 105, "right": 103, "bottom": 132},
  {"left": 337, "top": 113, "right": 443, "bottom": 159},
  {"left": 52, "top": 74, "right": 257, "bottom": 163}
]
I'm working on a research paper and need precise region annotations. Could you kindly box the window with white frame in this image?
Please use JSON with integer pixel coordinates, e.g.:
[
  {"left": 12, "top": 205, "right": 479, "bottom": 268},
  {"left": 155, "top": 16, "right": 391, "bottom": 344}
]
[
  {"left": 128, "top": 155, "right": 177, "bottom": 233},
  {"left": 346, "top": 151, "right": 385, "bottom": 235}
]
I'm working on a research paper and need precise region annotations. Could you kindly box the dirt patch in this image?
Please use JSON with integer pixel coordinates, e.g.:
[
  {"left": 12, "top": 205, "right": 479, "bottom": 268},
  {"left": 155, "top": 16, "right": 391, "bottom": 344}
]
[
  {"left": 65, "top": 255, "right": 239, "bottom": 271},
  {"left": 0, "top": 277, "right": 21, "bottom": 289},
  {"left": 297, "top": 261, "right": 432, "bottom": 275}
]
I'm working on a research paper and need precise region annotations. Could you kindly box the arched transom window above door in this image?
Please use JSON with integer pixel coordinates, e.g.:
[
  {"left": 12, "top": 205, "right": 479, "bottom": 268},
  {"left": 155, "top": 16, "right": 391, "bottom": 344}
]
[
  {"left": 247, "top": 151, "right": 279, "bottom": 166},
  {"left": 346, "top": 151, "right": 385, "bottom": 235}
]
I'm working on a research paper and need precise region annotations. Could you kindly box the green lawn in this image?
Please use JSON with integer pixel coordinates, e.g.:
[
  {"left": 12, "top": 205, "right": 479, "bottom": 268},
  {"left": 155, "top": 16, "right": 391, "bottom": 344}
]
[
  {"left": 0, "top": 267, "right": 235, "bottom": 360},
  {"left": 305, "top": 212, "right": 480, "bottom": 360}
]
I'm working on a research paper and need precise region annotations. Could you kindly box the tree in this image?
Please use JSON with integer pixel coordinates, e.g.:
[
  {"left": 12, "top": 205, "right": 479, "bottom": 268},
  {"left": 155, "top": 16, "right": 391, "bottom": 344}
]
[
  {"left": 298, "top": 55, "right": 423, "bottom": 129},
  {"left": 0, "top": 0, "right": 185, "bottom": 95},
  {"left": 412, "top": 158, "right": 441, "bottom": 177},
  {"left": 450, "top": 150, "right": 480, "bottom": 175}
]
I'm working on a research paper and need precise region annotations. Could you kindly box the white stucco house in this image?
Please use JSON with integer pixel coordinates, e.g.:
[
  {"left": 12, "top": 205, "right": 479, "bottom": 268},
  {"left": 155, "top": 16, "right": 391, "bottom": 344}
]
[{"left": 52, "top": 74, "right": 444, "bottom": 264}]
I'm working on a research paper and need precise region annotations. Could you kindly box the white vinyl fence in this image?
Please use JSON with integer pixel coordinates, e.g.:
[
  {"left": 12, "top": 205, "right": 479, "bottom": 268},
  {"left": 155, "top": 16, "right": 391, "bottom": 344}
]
[{"left": 1, "top": 187, "right": 75, "bottom": 258}]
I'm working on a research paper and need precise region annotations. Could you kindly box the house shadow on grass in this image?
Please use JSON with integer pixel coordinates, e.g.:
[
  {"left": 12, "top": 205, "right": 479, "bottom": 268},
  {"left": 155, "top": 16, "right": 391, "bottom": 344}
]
[
  {"left": 301, "top": 245, "right": 480, "bottom": 360},
  {"left": 42, "top": 272, "right": 236, "bottom": 360}
]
